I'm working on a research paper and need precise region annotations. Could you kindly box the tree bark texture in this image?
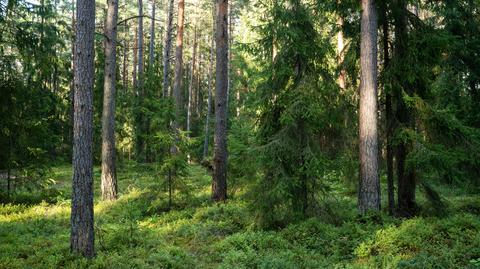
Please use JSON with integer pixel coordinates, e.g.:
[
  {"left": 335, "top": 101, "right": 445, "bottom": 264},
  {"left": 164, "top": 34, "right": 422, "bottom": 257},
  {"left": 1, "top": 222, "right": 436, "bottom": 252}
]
[
  {"left": 71, "top": 0, "right": 95, "bottom": 257},
  {"left": 203, "top": 9, "right": 215, "bottom": 160},
  {"left": 358, "top": 0, "right": 380, "bottom": 214},
  {"left": 132, "top": 27, "right": 138, "bottom": 90},
  {"left": 101, "top": 0, "right": 119, "bottom": 201},
  {"left": 187, "top": 25, "right": 198, "bottom": 136},
  {"left": 135, "top": 0, "right": 145, "bottom": 161},
  {"left": 173, "top": 0, "right": 185, "bottom": 136},
  {"left": 162, "top": 0, "right": 175, "bottom": 97},
  {"left": 148, "top": 0, "right": 155, "bottom": 71},
  {"left": 212, "top": 0, "right": 228, "bottom": 202},
  {"left": 122, "top": 22, "right": 129, "bottom": 92}
]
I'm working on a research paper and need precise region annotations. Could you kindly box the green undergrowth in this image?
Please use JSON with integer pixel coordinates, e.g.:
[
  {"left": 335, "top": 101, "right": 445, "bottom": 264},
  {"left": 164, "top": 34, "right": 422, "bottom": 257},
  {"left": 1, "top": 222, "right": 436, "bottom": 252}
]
[{"left": 0, "top": 163, "right": 479, "bottom": 268}]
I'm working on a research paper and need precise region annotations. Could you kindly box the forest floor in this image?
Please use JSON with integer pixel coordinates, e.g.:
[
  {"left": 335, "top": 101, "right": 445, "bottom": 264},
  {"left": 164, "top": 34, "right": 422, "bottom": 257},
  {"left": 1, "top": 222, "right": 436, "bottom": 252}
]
[{"left": 1, "top": 163, "right": 480, "bottom": 268}]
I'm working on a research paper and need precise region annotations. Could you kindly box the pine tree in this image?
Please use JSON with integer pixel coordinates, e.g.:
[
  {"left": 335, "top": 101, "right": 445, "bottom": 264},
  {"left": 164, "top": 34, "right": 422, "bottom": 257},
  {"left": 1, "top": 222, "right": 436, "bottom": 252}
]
[
  {"left": 212, "top": 0, "right": 229, "bottom": 202},
  {"left": 71, "top": 0, "right": 95, "bottom": 257},
  {"left": 100, "top": 0, "right": 119, "bottom": 201},
  {"left": 358, "top": 0, "right": 380, "bottom": 213}
]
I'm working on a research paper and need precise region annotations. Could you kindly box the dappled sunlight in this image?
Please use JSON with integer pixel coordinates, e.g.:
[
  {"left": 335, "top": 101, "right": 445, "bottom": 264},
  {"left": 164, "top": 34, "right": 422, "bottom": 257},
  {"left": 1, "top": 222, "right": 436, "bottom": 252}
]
[{"left": 1, "top": 163, "right": 480, "bottom": 268}]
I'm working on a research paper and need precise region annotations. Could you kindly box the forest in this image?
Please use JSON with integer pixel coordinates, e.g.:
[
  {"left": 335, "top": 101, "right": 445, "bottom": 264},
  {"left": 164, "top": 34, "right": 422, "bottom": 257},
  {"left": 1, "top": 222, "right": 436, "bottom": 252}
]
[{"left": 1, "top": 0, "right": 480, "bottom": 268}]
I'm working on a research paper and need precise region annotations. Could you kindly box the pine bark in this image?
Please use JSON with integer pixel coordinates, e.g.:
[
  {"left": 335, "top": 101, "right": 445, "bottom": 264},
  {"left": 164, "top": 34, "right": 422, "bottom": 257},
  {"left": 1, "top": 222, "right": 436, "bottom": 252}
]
[
  {"left": 69, "top": 0, "right": 76, "bottom": 151},
  {"left": 203, "top": 10, "right": 215, "bottom": 160},
  {"left": 358, "top": 0, "right": 380, "bottom": 213},
  {"left": 122, "top": 22, "right": 129, "bottom": 92},
  {"left": 132, "top": 27, "right": 138, "bottom": 90},
  {"left": 148, "top": 0, "right": 155, "bottom": 71},
  {"left": 135, "top": 0, "right": 145, "bottom": 161},
  {"left": 71, "top": 0, "right": 95, "bottom": 257},
  {"left": 100, "top": 0, "right": 119, "bottom": 201},
  {"left": 212, "top": 0, "right": 229, "bottom": 202},
  {"left": 187, "top": 26, "right": 198, "bottom": 136},
  {"left": 172, "top": 0, "right": 185, "bottom": 136},
  {"left": 162, "top": 0, "right": 175, "bottom": 97}
]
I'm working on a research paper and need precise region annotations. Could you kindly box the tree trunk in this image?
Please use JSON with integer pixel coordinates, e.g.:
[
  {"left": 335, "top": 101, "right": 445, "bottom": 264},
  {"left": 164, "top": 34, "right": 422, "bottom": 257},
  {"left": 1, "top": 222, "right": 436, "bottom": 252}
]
[
  {"left": 71, "top": 0, "right": 95, "bottom": 257},
  {"left": 227, "top": 2, "right": 233, "bottom": 112},
  {"left": 172, "top": 0, "right": 185, "bottom": 138},
  {"left": 381, "top": 0, "right": 395, "bottom": 215},
  {"left": 135, "top": 0, "right": 145, "bottom": 161},
  {"left": 162, "top": 0, "right": 175, "bottom": 97},
  {"left": 132, "top": 27, "right": 138, "bottom": 90},
  {"left": 122, "top": 22, "right": 129, "bottom": 92},
  {"left": 148, "top": 0, "right": 155, "bottom": 72},
  {"left": 212, "top": 0, "right": 229, "bottom": 202},
  {"left": 70, "top": 0, "right": 76, "bottom": 152},
  {"left": 100, "top": 0, "right": 119, "bottom": 201},
  {"left": 137, "top": 0, "right": 144, "bottom": 89},
  {"left": 203, "top": 10, "right": 215, "bottom": 160},
  {"left": 394, "top": 0, "right": 417, "bottom": 217},
  {"left": 187, "top": 25, "right": 198, "bottom": 136},
  {"left": 337, "top": 16, "right": 346, "bottom": 91},
  {"left": 358, "top": 0, "right": 380, "bottom": 214}
]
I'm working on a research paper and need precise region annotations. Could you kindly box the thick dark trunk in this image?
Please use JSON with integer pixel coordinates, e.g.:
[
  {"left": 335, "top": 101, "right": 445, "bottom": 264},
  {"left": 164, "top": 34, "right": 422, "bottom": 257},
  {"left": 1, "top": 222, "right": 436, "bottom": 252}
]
[
  {"left": 358, "top": 0, "right": 380, "bottom": 214},
  {"left": 381, "top": 1, "right": 395, "bottom": 215},
  {"left": 394, "top": 0, "right": 417, "bottom": 217},
  {"left": 71, "top": 0, "right": 95, "bottom": 257},
  {"left": 212, "top": 0, "right": 229, "bottom": 202},
  {"left": 101, "top": 0, "right": 119, "bottom": 201}
]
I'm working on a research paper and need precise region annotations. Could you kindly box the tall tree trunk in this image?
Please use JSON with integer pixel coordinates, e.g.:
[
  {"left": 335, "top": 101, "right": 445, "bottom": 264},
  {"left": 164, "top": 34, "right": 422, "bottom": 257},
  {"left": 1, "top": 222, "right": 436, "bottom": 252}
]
[
  {"left": 148, "top": 0, "right": 155, "bottom": 72},
  {"left": 162, "top": 0, "right": 175, "bottom": 97},
  {"left": 203, "top": 10, "right": 215, "bottom": 160},
  {"left": 71, "top": 0, "right": 95, "bottom": 257},
  {"left": 394, "top": 0, "right": 416, "bottom": 217},
  {"left": 137, "top": 0, "right": 144, "bottom": 88},
  {"left": 187, "top": 25, "right": 198, "bottom": 136},
  {"left": 195, "top": 48, "right": 202, "bottom": 117},
  {"left": 227, "top": 2, "right": 233, "bottom": 112},
  {"left": 101, "top": 0, "right": 119, "bottom": 201},
  {"left": 172, "top": 0, "right": 185, "bottom": 139},
  {"left": 337, "top": 16, "right": 346, "bottom": 91},
  {"left": 358, "top": 0, "right": 380, "bottom": 214},
  {"left": 133, "top": 27, "right": 138, "bottom": 90},
  {"left": 212, "top": 0, "right": 229, "bottom": 202},
  {"left": 122, "top": 22, "right": 129, "bottom": 92},
  {"left": 135, "top": 0, "right": 145, "bottom": 161},
  {"left": 70, "top": 0, "right": 76, "bottom": 152},
  {"left": 381, "top": 0, "right": 395, "bottom": 215}
]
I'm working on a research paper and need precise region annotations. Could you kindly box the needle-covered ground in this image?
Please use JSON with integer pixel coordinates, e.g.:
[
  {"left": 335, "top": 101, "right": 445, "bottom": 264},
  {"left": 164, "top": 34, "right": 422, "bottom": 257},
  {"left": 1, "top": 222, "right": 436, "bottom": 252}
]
[{"left": 1, "top": 163, "right": 479, "bottom": 268}]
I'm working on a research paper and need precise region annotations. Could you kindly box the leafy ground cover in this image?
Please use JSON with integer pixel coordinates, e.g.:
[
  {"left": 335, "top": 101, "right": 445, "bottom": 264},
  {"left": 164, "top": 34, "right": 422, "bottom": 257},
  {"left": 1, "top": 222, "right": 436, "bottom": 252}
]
[{"left": 0, "top": 163, "right": 479, "bottom": 268}]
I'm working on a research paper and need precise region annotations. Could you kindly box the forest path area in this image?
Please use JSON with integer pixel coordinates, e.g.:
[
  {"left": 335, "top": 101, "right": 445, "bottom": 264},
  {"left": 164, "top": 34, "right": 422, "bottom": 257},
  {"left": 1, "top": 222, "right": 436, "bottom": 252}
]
[{"left": 1, "top": 163, "right": 479, "bottom": 268}]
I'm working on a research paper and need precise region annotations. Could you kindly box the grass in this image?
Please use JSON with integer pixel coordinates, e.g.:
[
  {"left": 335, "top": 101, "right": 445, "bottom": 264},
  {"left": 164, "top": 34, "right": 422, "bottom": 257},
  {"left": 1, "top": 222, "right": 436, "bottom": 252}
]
[{"left": 0, "top": 162, "right": 479, "bottom": 268}]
